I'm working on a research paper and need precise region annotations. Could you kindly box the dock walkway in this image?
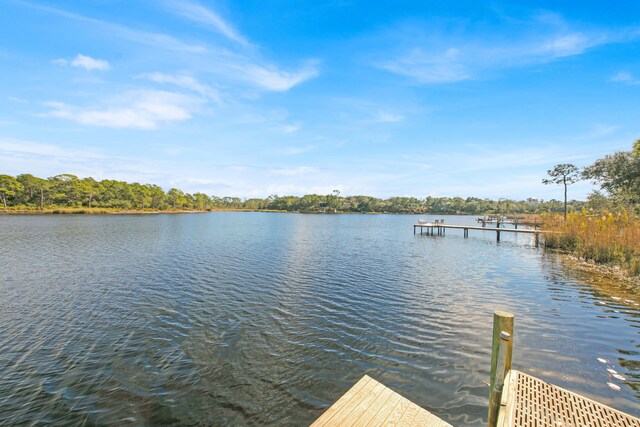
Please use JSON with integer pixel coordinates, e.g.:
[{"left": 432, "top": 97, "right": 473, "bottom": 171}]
[
  {"left": 311, "top": 375, "right": 452, "bottom": 427},
  {"left": 499, "top": 370, "right": 640, "bottom": 427},
  {"left": 414, "top": 222, "right": 541, "bottom": 243}
]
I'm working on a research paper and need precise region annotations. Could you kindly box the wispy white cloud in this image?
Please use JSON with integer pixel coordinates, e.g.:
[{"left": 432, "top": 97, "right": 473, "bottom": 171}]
[
  {"left": 281, "top": 123, "right": 301, "bottom": 134},
  {"left": 239, "top": 62, "right": 319, "bottom": 91},
  {"left": 380, "top": 47, "right": 470, "bottom": 84},
  {"left": 0, "top": 137, "right": 103, "bottom": 158},
  {"left": 0, "top": 137, "right": 170, "bottom": 185},
  {"left": 42, "top": 90, "right": 201, "bottom": 129},
  {"left": 262, "top": 184, "right": 343, "bottom": 197},
  {"left": 163, "top": 0, "right": 248, "bottom": 45},
  {"left": 19, "top": 1, "right": 207, "bottom": 54},
  {"left": 281, "top": 145, "right": 316, "bottom": 155},
  {"left": 584, "top": 123, "right": 620, "bottom": 138},
  {"left": 8, "top": 96, "right": 28, "bottom": 104},
  {"left": 376, "top": 12, "right": 632, "bottom": 84},
  {"left": 53, "top": 54, "right": 110, "bottom": 71},
  {"left": 610, "top": 71, "right": 640, "bottom": 85},
  {"left": 139, "top": 72, "right": 221, "bottom": 101},
  {"left": 270, "top": 166, "right": 319, "bottom": 176},
  {"left": 169, "top": 176, "right": 216, "bottom": 186},
  {"left": 375, "top": 110, "right": 404, "bottom": 123},
  {"left": 21, "top": 1, "right": 317, "bottom": 92},
  {"left": 72, "top": 54, "right": 110, "bottom": 71}
]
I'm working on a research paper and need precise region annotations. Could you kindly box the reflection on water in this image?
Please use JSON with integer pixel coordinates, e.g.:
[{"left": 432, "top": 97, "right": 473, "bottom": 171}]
[{"left": 0, "top": 213, "right": 638, "bottom": 425}]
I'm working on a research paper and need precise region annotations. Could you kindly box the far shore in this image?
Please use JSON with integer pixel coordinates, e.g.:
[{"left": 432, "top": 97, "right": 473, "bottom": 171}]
[
  {"left": 0, "top": 208, "right": 286, "bottom": 215},
  {"left": 0, "top": 208, "right": 466, "bottom": 215},
  {"left": 0, "top": 208, "right": 543, "bottom": 217}
]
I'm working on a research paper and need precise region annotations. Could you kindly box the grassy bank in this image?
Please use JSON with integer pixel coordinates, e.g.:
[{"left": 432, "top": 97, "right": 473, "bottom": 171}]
[{"left": 543, "top": 211, "right": 640, "bottom": 277}]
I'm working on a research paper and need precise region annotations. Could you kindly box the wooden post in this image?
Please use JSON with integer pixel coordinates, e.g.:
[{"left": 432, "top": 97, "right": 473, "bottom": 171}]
[
  {"left": 488, "top": 330, "right": 511, "bottom": 427},
  {"left": 488, "top": 311, "right": 514, "bottom": 427},
  {"left": 496, "top": 230, "right": 501, "bottom": 242}
]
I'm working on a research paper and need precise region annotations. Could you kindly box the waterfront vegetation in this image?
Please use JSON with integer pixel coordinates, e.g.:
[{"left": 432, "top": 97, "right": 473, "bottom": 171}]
[
  {"left": 542, "top": 141, "right": 640, "bottom": 278},
  {"left": 0, "top": 173, "right": 583, "bottom": 214},
  {"left": 544, "top": 211, "right": 640, "bottom": 277}
]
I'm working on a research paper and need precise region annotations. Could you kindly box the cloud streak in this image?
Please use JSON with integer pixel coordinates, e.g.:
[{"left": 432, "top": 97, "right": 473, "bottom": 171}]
[
  {"left": 270, "top": 166, "right": 319, "bottom": 176},
  {"left": 17, "top": 0, "right": 207, "bottom": 54},
  {"left": 43, "top": 90, "right": 201, "bottom": 129},
  {"left": 610, "top": 71, "right": 640, "bottom": 85},
  {"left": 238, "top": 62, "right": 319, "bottom": 91},
  {"left": 376, "top": 12, "right": 633, "bottom": 84},
  {"left": 140, "top": 72, "right": 221, "bottom": 101},
  {"left": 19, "top": 0, "right": 317, "bottom": 93},
  {"left": 375, "top": 110, "right": 404, "bottom": 123},
  {"left": 53, "top": 54, "right": 110, "bottom": 71},
  {"left": 163, "top": 0, "right": 248, "bottom": 45}
]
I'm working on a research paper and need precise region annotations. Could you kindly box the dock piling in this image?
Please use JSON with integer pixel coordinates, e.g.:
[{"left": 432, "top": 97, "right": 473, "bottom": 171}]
[
  {"left": 488, "top": 311, "right": 514, "bottom": 427},
  {"left": 488, "top": 331, "right": 511, "bottom": 427}
]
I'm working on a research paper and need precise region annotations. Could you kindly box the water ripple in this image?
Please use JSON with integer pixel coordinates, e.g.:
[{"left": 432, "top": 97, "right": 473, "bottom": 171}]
[{"left": 0, "top": 213, "right": 638, "bottom": 425}]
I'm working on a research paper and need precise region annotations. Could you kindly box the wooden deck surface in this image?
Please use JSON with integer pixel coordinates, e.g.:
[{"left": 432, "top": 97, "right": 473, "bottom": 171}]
[
  {"left": 500, "top": 370, "right": 640, "bottom": 427},
  {"left": 310, "top": 375, "right": 452, "bottom": 427}
]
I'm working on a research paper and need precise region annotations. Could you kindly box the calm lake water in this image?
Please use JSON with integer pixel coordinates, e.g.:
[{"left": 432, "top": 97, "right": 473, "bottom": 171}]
[{"left": 1, "top": 213, "right": 639, "bottom": 426}]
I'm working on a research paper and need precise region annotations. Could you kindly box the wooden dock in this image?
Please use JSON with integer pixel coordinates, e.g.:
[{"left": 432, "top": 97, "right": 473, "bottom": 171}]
[
  {"left": 413, "top": 222, "right": 541, "bottom": 243},
  {"left": 499, "top": 370, "right": 640, "bottom": 427},
  {"left": 311, "top": 375, "right": 452, "bottom": 427},
  {"left": 476, "top": 216, "right": 541, "bottom": 229},
  {"left": 311, "top": 311, "right": 640, "bottom": 427}
]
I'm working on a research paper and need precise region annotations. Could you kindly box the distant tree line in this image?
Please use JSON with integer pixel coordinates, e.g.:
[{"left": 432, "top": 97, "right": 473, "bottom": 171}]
[
  {"left": 0, "top": 173, "right": 584, "bottom": 214},
  {"left": 0, "top": 174, "right": 213, "bottom": 211},
  {"left": 0, "top": 141, "right": 636, "bottom": 214}
]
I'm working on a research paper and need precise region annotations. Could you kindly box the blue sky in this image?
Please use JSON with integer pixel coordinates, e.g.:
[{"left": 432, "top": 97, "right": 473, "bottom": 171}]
[{"left": 1, "top": 0, "right": 639, "bottom": 200}]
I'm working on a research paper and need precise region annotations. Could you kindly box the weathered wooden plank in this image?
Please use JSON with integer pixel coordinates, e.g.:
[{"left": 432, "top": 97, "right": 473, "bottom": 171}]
[
  {"left": 408, "top": 408, "right": 429, "bottom": 426},
  {"left": 352, "top": 386, "right": 395, "bottom": 426},
  {"left": 310, "top": 375, "right": 452, "bottom": 427},
  {"left": 395, "top": 398, "right": 420, "bottom": 427},
  {"left": 410, "top": 407, "right": 438, "bottom": 426},
  {"left": 318, "top": 378, "right": 382, "bottom": 426},
  {"left": 365, "top": 392, "right": 402, "bottom": 426},
  {"left": 338, "top": 380, "right": 388, "bottom": 425},
  {"left": 380, "top": 395, "right": 413, "bottom": 426},
  {"left": 310, "top": 375, "right": 372, "bottom": 427}
]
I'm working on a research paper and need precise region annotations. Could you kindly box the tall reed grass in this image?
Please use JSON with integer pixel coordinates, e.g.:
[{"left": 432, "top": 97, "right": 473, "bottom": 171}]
[{"left": 543, "top": 211, "right": 640, "bottom": 277}]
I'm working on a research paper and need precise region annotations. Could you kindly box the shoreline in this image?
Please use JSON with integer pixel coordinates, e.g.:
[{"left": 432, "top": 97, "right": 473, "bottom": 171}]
[
  {"left": 548, "top": 248, "right": 640, "bottom": 288},
  {"left": 0, "top": 209, "right": 539, "bottom": 217},
  {"left": 0, "top": 208, "right": 291, "bottom": 215}
]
